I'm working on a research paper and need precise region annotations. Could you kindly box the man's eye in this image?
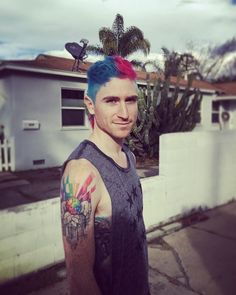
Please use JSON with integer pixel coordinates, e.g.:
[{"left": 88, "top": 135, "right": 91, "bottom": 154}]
[
  {"left": 106, "top": 99, "right": 118, "bottom": 103},
  {"left": 126, "top": 97, "right": 137, "bottom": 103}
]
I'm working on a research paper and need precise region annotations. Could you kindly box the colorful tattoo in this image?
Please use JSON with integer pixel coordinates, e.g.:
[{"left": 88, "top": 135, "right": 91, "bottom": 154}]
[{"left": 60, "top": 173, "right": 96, "bottom": 247}]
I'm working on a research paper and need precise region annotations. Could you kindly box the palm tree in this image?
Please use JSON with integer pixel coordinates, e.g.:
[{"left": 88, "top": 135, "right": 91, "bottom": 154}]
[
  {"left": 86, "top": 14, "right": 150, "bottom": 58},
  {"left": 161, "top": 47, "right": 200, "bottom": 79}
]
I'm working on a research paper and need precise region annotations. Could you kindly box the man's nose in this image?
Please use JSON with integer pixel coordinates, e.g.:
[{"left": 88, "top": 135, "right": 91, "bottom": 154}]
[{"left": 117, "top": 102, "right": 129, "bottom": 119}]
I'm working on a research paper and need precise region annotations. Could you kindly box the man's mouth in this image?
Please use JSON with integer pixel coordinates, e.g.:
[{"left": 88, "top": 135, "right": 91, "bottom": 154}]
[
  {"left": 113, "top": 120, "right": 132, "bottom": 124},
  {"left": 114, "top": 122, "right": 131, "bottom": 126}
]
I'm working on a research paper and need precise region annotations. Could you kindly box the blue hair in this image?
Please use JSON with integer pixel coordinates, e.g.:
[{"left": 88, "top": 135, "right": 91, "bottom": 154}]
[{"left": 87, "top": 56, "right": 136, "bottom": 102}]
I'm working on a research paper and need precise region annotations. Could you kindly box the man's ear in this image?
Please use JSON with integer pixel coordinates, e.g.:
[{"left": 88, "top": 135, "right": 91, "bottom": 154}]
[{"left": 84, "top": 95, "right": 95, "bottom": 115}]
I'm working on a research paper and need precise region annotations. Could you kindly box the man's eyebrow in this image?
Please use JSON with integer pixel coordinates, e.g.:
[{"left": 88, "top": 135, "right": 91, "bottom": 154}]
[{"left": 102, "top": 95, "right": 138, "bottom": 101}]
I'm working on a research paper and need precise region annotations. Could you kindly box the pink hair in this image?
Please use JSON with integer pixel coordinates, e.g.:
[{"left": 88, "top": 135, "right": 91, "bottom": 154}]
[{"left": 114, "top": 56, "right": 137, "bottom": 80}]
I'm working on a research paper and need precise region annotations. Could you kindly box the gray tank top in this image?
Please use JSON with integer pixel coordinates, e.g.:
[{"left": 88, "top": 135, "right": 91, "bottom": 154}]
[{"left": 62, "top": 140, "right": 150, "bottom": 295}]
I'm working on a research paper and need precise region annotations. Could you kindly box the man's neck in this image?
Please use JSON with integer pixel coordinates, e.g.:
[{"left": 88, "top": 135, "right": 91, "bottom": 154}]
[{"left": 88, "top": 128, "right": 124, "bottom": 158}]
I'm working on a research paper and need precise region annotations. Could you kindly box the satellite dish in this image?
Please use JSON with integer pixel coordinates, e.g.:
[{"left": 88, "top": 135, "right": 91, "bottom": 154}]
[{"left": 65, "top": 39, "right": 89, "bottom": 71}]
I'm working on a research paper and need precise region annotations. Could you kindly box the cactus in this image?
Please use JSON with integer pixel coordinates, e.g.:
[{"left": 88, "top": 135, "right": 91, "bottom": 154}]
[{"left": 126, "top": 74, "right": 202, "bottom": 159}]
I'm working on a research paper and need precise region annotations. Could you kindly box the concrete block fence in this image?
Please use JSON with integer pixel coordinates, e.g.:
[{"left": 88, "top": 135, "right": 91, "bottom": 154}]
[{"left": 1, "top": 131, "right": 236, "bottom": 284}]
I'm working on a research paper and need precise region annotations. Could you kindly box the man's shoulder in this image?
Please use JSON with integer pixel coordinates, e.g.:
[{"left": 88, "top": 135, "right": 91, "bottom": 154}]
[
  {"left": 63, "top": 158, "right": 101, "bottom": 183},
  {"left": 61, "top": 159, "right": 103, "bottom": 203}
]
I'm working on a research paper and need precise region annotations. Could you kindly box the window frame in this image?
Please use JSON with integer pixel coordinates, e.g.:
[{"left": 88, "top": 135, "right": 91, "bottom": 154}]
[{"left": 61, "top": 88, "right": 89, "bottom": 130}]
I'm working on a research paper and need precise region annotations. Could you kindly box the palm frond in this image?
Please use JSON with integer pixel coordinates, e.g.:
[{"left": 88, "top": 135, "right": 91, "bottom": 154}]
[
  {"left": 112, "top": 14, "right": 124, "bottom": 40},
  {"left": 161, "top": 47, "right": 170, "bottom": 58},
  {"left": 124, "top": 26, "right": 145, "bottom": 41},
  {"left": 120, "top": 27, "right": 150, "bottom": 57},
  {"left": 99, "top": 28, "right": 118, "bottom": 55},
  {"left": 99, "top": 28, "right": 116, "bottom": 44}
]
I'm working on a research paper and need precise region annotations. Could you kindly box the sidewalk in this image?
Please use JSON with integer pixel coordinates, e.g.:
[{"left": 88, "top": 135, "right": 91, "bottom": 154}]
[
  {"left": 1, "top": 200, "right": 236, "bottom": 295},
  {"left": 147, "top": 200, "right": 236, "bottom": 295}
]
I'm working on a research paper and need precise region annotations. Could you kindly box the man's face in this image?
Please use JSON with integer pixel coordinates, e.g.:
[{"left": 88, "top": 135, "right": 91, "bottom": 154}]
[{"left": 94, "top": 77, "right": 138, "bottom": 140}]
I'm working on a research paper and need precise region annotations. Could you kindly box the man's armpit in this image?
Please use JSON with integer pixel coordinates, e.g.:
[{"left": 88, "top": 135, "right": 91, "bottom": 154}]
[{"left": 60, "top": 172, "right": 96, "bottom": 248}]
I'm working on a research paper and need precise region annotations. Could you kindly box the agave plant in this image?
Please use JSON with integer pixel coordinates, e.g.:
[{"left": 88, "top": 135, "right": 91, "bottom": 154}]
[{"left": 126, "top": 73, "right": 202, "bottom": 159}]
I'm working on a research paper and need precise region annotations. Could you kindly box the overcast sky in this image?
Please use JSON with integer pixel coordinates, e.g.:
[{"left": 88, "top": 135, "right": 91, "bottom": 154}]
[{"left": 0, "top": 0, "right": 236, "bottom": 62}]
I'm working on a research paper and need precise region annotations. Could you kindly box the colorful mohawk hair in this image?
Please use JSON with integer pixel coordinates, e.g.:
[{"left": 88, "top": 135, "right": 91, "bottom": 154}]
[{"left": 87, "top": 55, "right": 137, "bottom": 102}]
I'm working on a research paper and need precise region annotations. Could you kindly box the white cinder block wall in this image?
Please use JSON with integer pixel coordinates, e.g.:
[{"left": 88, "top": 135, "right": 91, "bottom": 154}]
[
  {"left": 1, "top": 131, "right": 236, "bottom": 284},
  {"left": 143, "top": 130, "right": 236, "bottom": 228},
  {"left": 0, "top": 199, "right": 64, "bottom": 284}
]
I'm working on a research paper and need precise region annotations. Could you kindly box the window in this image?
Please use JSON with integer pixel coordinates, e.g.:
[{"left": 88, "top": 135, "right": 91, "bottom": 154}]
[
  {"left": 212, "top": 101, "right": 220, "bottom": 123},
  {"left": 61, "top": 89, "right": 86, "bottom": 127}
]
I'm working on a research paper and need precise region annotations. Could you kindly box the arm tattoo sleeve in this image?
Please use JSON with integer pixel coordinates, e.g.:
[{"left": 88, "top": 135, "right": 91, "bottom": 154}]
[{"left": 60, "top": 173, "right": 96, "bottom": 248}]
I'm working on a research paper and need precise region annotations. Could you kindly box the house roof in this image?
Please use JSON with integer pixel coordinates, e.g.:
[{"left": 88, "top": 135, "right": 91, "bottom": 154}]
[
  {"left": 135, "top": 70, "right": 218, "bottom": 92},
  {"left": 0, "top": 54, "right": 91, "bottom": 73},
  {"left": 212, "top": 82, "right": 236, "bottom": 95},
  {"left": 0, "top": 54, "right": 225, "bottom": 93},
  {"left": 0, "top": 55, "right": 91, "bottom": 80}
]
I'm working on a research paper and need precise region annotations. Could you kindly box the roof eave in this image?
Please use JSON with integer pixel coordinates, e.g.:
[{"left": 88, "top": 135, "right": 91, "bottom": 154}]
[
  {"left": 0, "top": 64, "right": 87, "bottom": 79},
  {"left": 213, "top": 95, "right": 236, "bottom": 101}
]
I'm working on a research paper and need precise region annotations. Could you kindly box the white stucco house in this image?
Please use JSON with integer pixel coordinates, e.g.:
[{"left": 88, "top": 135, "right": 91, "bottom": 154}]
[{"left": 0, "top": 54, "right": 236, "bottom": 171}]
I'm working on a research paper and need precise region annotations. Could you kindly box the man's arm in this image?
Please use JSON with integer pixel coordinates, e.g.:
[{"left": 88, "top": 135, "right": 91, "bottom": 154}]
[{"left": 60, "top": 159, "right": 102, "bottom": 295}]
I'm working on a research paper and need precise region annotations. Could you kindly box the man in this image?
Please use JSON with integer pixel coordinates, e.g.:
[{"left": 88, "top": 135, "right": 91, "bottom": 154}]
[{"left": 60, "top": 56, "right": 150, "bottom": 295}]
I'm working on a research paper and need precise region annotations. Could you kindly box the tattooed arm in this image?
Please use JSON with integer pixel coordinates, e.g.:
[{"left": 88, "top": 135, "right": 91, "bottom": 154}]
[{"left": 60, "top": 159, "right": 102, "bottom": 295}]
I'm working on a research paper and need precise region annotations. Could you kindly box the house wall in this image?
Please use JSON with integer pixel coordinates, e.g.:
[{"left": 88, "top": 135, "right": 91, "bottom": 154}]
[
  {"left": 8, "top": 73, "right": 91, "bottom": 171},
  {"left": 0, "top": 130, "right": 235, "bottom": 284},
  {"left": 229, "top": 101, "right": 236, "bottom": 129}
]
